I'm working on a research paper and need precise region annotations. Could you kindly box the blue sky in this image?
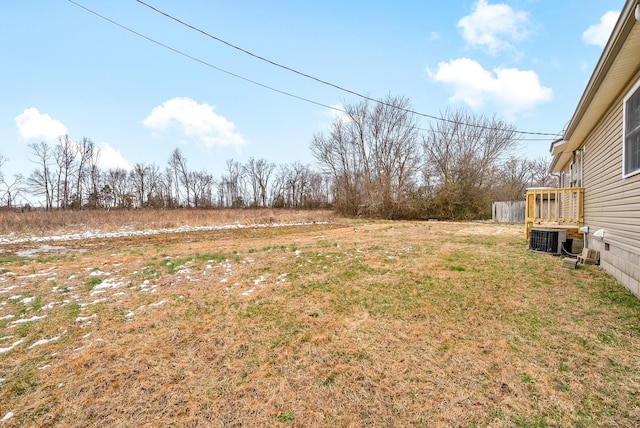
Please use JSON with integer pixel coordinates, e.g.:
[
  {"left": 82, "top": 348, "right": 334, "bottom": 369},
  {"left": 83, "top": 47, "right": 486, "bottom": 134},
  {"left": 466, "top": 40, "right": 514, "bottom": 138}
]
[{"left": 0, "top": 0, "right": 623, "bottom": 184}]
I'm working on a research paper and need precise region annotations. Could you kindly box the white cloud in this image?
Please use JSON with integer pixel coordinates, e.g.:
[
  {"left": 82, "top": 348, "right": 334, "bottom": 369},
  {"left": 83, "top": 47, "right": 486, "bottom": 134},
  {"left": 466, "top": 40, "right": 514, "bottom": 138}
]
[
  {"left": 97, "top": 143, "right": 132, "bottom": 171},
  {"left": 457, "top": 0, "right": 531, "bottom": 55},
  {"left": 428, "top": 58, "right": 553, "bottom": 116},
  {"left": 143, "top": 97, "right": 246, "bottom": 149},
  {"left": 582, "top": 11, "right": 619, "bottom": 48},
  {"left": 15, "top": 108, "right": 67, "bottom": 141}
]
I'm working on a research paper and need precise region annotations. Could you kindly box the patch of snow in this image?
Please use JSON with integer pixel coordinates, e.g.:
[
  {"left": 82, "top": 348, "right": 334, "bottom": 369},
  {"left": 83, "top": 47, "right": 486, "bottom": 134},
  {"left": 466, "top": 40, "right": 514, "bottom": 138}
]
[
  {"left": 0, "top": 285, "right": 19, "bottom": 293},
  {"left": 90, "top": 278, "right": 124, "bottom": 294},
  {"left": 19, "top": 297, "right": 35, "bottom": 305},
  {"left": 24, "top": 271, "right": 56, "bottom": 279},
  {"left": 41, "top": 301, "right": 59, "bottom": 310},
  {"left": 17, "top": 244, "right": 67, "bottom": 257},
  {"left": 1, "top": 412, "right": 14, "bottom": 422},
  {"left": 80, "top": 298, "right": 107, "bottom": 307},
  {"left": 29, "top": 335, "right": 60, "bottom": 349},
  {"left": 0, "top": 222, "right": 329, "bottom": 245},
  {"left": 125, "top": 311, "right": 135, "bottom": 318},
  {"left": 10, "top": 315, "right": 46, "bottom": 324},
  {"left": 0, "top": 338, "right": 24, "bottom": 354},
  {"left": 150, "top": 300, "right": 166, "bottom": 307},
  {"left": 0, "top": 314, "right": 15, "bottom": 321},
  {"left": 75, "top": 314, "right": 97, "bottom": 323}
]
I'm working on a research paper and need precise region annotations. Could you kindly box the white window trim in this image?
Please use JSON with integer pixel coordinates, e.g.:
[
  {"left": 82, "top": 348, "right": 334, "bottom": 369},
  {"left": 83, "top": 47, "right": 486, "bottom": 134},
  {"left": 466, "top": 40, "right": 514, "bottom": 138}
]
[{"left": 622, "top": 78, "right": 640, "bottom": 178}]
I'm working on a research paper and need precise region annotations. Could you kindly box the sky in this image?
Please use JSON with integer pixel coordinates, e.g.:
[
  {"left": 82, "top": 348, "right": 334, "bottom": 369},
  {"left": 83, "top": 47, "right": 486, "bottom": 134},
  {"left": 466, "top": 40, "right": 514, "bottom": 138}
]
[{"left": 0, "top": 0, "right": 625, "bottom": 189}]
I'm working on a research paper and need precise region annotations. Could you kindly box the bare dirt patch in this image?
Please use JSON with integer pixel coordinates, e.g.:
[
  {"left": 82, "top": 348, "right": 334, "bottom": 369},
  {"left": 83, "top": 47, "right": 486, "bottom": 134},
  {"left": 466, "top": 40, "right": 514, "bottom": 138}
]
[{"left": 0, "top": 216, "right": 639, "bottom": 427}]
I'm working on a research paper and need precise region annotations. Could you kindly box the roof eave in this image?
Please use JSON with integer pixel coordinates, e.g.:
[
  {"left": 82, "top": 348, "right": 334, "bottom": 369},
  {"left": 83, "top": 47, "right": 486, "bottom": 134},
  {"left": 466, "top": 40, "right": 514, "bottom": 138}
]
[{"left": 552, "top": 0, "right": 640, "bottom": 172}]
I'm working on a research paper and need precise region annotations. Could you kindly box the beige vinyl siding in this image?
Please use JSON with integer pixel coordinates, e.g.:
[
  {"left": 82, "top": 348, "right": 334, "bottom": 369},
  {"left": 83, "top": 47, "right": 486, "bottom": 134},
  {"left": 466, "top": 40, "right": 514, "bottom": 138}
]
[{"left": 583, "top": 73, "right": 640, "bottom": 254}]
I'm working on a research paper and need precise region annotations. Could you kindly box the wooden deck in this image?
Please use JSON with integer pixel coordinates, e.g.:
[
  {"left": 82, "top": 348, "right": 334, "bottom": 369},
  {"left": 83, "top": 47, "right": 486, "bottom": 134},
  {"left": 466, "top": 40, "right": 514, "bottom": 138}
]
[{"left": 525, "top": 187, "right": 584, "bottom": 239}]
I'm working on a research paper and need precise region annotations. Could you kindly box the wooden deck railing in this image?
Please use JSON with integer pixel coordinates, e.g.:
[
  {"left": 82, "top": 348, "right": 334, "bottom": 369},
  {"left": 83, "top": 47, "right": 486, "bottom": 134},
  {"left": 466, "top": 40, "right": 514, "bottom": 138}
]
[{"left": 525, "top": 187, "right": 584, "bottom": 238}]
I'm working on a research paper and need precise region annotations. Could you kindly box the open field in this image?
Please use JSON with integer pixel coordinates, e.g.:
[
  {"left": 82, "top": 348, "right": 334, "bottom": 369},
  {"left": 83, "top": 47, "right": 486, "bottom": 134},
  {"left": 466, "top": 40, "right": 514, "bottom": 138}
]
[{"left": 1, "top": 211, "right": 639, "bottom": 427}]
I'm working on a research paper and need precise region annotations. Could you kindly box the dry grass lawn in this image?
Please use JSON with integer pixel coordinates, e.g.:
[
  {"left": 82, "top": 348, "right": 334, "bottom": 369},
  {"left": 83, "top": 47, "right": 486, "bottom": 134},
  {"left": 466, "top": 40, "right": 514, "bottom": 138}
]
[{"left": 0, "top": 210, "right": 639, "bottom": 427}]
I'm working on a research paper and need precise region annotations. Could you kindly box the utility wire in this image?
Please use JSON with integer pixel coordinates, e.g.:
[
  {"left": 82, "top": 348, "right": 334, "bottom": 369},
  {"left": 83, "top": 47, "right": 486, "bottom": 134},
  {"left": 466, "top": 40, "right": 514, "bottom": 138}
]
[
  {"left": 67, "top": 0, "right": 340, "bottom": 112},
  {"left": 68, "top": 0, "right": 559, "bottom": 141},
  {"left": 134, "top": 0, "right": 559, "bottom": 138}
]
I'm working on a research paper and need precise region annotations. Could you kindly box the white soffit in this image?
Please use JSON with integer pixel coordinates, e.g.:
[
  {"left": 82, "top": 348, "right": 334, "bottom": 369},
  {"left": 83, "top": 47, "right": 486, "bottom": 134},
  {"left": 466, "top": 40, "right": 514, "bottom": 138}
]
[{"left": 556, "top": 0, "right": 640, "bottom": 171}]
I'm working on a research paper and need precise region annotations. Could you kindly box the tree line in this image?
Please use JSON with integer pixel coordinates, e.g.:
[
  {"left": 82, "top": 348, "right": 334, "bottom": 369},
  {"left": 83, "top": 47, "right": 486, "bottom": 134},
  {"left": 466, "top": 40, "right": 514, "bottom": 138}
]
[
  {"left": 0, "top": 96, "right": 556, "bottom": 219},
  {"left": 311, "top": 95, "right": 556, "bottom": 219},
  {"left": 0, "top": 141, "right": 329, "bottom": 211}
]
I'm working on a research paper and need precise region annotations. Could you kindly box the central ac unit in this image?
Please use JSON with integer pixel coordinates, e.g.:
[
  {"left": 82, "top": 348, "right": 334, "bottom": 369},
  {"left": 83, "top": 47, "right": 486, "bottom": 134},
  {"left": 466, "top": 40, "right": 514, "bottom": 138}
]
[{"left": 529, "top": 228, "right": 567, "bottom": 255}]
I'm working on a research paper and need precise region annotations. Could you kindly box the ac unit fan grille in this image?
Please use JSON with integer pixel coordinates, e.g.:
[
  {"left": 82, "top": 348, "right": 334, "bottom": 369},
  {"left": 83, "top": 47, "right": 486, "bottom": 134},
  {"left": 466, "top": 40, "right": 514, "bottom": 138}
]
[{"left": 529, "top": 229, "right": 564, "bottom": 254}]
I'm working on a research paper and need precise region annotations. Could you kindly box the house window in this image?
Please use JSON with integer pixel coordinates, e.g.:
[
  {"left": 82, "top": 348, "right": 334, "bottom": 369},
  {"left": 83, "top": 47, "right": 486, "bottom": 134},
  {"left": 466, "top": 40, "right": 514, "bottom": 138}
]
[{"left": 624, "top": 80, "right": 640, "bottom": 176}]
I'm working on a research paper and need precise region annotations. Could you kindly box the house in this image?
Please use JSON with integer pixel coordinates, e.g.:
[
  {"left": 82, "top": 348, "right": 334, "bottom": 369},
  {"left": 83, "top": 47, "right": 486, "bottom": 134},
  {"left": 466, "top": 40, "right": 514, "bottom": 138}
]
[{"left": 539, "top": 0, "right": 640, "bottom": 297}]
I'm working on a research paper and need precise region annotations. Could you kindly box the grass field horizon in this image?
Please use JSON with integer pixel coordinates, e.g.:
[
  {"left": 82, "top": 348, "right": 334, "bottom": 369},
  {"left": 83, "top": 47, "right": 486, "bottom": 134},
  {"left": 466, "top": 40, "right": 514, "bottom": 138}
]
[{"left": 1, "top": 211, "right": 639, "bottom": 427}]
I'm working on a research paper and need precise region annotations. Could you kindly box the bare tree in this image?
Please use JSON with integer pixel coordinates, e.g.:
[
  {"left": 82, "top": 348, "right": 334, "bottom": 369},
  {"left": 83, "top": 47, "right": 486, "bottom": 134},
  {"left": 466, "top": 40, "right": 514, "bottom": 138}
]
[
  {"left": 74, "top": 137, "right": 99, "bottom": 208},
  {"left": 129, "top": 162, "right": 162, "bottom": 207},
  {"left": 287, "top": 162, "right": 312, "bottom": 208},
  {"left": 27, "top": 141, "right": 55, "bottom": 210},
  {"left": 188, "top": 170, "right": 214, "bottom": 208},
  {"left": 422, "top": 108, "right": 519, "bottom": 219},
  {"left": 130, "top": 163, "right": 149, "bottom": 207},
  {"left": 147, "top": 163, "right": 163, "bottom": 207},
  {"left": 310, "top": 117, "right": 362, "bottom": 214},
  {"left": 104, "top": 168, "right": 130, "bottom": 209},
  {"left": 269, "top": 164, "right": 288, "bottom": 208},
  {"left": 243, "top": 157, "right": 275, "bottom": 207},
  {"left": 529, "top": 157, "right": 558, "bottom": 188},
  {"left": 161, "top": 167, "right": 176, "bottom": 208},
  {"left": 306, "top": 170, "right": 331, "bottom": 208},
  {"left": 85, "top": 161, "right": 102, "bottom": 209},
  {"left": 492, "top": 156, "right": 533, "bottom": 201},
  {"left": 168, "top": 148, "right": 190, "bottom": 207},
  {"left": 220, "top": 159, "right": 245, "bottom": 208},
  {"left": 53, "top": 135, "right": 78, "bottom": 209},
  {"left": 311, "top": 94, "right": 420, "bottom": 217},
  {"left": 0, "top": 155, "right": 24, "bottom": 210}
]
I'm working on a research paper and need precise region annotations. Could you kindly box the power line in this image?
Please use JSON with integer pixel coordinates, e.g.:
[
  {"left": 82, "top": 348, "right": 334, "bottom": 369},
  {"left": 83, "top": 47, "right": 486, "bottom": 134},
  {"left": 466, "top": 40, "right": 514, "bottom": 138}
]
[
  {"left": 133, "top": 0, "right": 559, "bottom": 138},
  {"left": 67, "top": 0, "right": 340, "bottom": 111},
  {"left": 67, "top": 0, "right": 558, "bottom": 141}
]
